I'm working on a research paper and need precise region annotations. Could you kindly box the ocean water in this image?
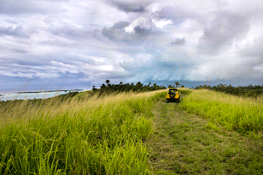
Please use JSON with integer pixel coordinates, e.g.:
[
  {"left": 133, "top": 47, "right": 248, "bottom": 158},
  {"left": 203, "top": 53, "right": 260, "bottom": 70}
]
[{"left": 0, "top": 91, "right": 74, "bottom": 101}]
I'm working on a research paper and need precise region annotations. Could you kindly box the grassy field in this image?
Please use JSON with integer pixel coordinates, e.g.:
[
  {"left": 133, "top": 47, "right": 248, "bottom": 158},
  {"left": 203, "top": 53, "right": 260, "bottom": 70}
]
[
  {"left": 147, "top": 100, "right": 263, "bottom": 174},
  {"left": 0, "top": 90, "right": 166, "bottom": 174},
  {"left": 1, "top": 88, "right": 262, "bottom": 174},
  {"left": 180, "top": 89, "right": 263, "bottom": 139}
]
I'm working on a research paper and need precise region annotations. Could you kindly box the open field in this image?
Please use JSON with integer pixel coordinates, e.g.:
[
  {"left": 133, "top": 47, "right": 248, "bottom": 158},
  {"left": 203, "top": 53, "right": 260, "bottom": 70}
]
[
  {"left": 0, "top": 88, "right": 262, "bottom": 174},
  {"left": 0, "top": 90, "right": 166, "bottom": 174},
  {"left": 0, "top": 90, "right": 162, "bottom": 126},
  {"left": 195, "top": 84, "right": 263, "bottom": 99},
  {"left": 180, "top": 89, "right": 263, "bottom": 139}
]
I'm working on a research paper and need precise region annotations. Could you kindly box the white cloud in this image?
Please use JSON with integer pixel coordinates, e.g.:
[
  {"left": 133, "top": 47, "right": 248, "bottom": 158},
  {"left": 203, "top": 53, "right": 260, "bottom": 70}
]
[
  {"left": 35, "top": 72, "right": 60, "bottom": 79},
  {"left": 125, "top": 16, "right": 153, "bottom": 33},
  {"left": 152, "top": 18, "right": 172, "bottom": 28},
  {"left": 1, "top": 0, "right": 263, "bottom": 91},
  {"left": 145, "top": 2, "right": 169, "bottom": 13}
]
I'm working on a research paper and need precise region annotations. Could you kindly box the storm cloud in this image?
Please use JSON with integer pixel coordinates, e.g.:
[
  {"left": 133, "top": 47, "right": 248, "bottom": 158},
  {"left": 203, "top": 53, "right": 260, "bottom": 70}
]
[
  {"left": 0, "top": 0, "right": 263, "bottom": 92},
  {"left": 171, "top": 38, "right": 186, "bottom": 46},
  {"left": 197, "top": 11, "right": 250, "bottom": 55},
  {"left": 0, "top": 26, "right": 33, "bottom": 38},
  {"left": 111, "top": 2, "right": 147, "bottom": 12},
  {"left": 102, "top": 16, "right": 153, "bottom": 42}
]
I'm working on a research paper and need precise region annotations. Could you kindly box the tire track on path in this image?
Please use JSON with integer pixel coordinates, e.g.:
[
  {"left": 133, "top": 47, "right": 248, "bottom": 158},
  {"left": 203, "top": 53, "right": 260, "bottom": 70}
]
[{"left": 147, "top": 100, "right": 263, "bottom": 175}]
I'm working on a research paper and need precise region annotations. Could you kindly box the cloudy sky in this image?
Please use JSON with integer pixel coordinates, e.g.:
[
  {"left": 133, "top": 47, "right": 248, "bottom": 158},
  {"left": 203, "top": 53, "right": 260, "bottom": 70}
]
[{"left": 0, "top": 0, "right": 263, "bottom": 92}]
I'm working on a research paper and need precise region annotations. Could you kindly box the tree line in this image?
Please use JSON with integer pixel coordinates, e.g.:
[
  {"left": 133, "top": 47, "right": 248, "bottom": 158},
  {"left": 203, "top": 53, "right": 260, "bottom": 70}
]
[
  {"left": 195, "top": 84, "right": 263, "bottom": 99},
  {"left": 92, "top": 80, "right": 167, "bottom": 95},
  {"left": 92, "top": 80, "right": 186, "bottom": 94}
]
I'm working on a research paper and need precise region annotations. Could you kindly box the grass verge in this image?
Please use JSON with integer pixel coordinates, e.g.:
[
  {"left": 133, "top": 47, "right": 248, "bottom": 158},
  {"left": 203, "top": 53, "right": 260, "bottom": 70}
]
[
  {"left": 0, "top": 90, "right": 166, "bottom": 174},
  {"left": 180, "top": 89, "right": 263, "bottom": 139}
]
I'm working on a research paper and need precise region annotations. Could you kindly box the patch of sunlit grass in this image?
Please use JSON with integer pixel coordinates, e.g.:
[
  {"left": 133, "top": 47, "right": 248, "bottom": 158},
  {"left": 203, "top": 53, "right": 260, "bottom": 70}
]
[
  {"left": 0, "top": 90, "right": 166, "bottom": 174},
  {"left": 181, "top": 89, "right": 263, "bottom": 138}
]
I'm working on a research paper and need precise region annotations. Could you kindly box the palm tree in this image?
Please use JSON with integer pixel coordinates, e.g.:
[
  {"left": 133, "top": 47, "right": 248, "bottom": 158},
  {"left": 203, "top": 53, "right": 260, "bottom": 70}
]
[
  {"left": 92, "top": 85, "right": 97, "bottom": 91},
  {"left": 106, "top": 79, "right": 110, "bottom": 86},
  {"left": 174, "top": 81, "right": 180, "bottom": 88}
]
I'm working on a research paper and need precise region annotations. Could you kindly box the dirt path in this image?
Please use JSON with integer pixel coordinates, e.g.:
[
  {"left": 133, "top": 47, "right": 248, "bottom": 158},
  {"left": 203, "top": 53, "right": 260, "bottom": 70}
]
[{"left": 146, "top": 100, "right": 263, "bottom": 175}]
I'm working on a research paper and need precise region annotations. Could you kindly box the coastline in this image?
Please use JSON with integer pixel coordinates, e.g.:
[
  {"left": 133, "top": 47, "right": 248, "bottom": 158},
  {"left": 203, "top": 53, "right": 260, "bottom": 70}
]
[
  {"left": 16, "top": 89, "right": 83, "bottom": 94},
  {"left": 0, "top": 89, "right": 84, "bottom": 101}
]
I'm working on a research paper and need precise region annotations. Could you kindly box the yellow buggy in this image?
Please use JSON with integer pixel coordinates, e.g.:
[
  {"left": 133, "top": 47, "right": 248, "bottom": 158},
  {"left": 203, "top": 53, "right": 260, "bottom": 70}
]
[{"left": 166, "top": 88, "right": 180, "bottom": 103}]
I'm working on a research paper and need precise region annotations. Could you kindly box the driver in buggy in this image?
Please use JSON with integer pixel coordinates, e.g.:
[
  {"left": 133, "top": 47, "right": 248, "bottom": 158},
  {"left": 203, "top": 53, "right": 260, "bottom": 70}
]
[
  {"left": 167, "top": 88, "right": 180, "bottom": 103},
  {"left": 169, "top": 89, "right": 176, "bottom": 95}
]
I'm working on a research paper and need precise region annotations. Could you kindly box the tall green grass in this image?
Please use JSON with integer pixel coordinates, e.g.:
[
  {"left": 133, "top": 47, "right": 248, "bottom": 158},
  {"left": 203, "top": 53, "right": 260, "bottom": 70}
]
[
  {"left": 181, "top": 89, "right": 263, "bottom": 137},
  {"left": 0, "top": 90, "right": 166, "bottom": 174}
]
